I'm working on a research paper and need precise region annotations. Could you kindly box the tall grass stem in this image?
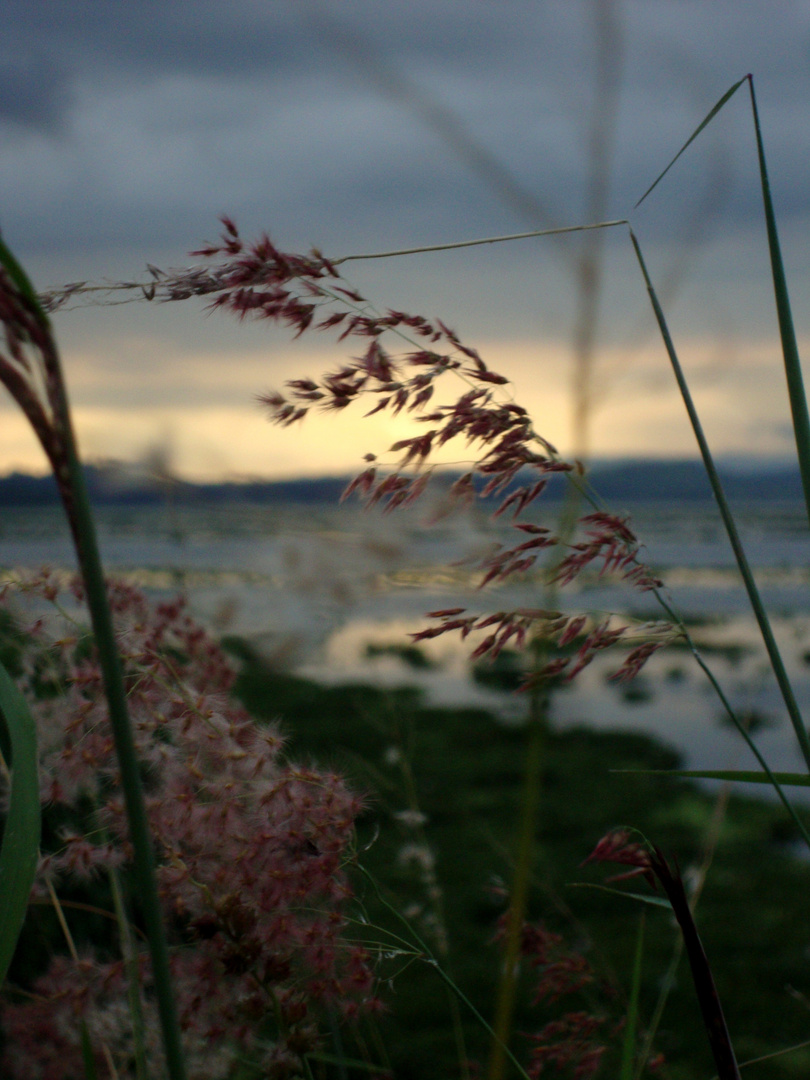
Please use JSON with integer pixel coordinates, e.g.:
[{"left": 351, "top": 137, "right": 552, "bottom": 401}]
[
  {"left": 619, "top": 913, "right": 644, "bottom": 1080},
  {"left": 487, "top": 704, "right": 545, "bottom": 1080},
  {"left": 58, "top": 424, "right": 188, "bottom": 1080},
  {"left": 0, "top": 239, "right": 188, "bottom": 1080}
]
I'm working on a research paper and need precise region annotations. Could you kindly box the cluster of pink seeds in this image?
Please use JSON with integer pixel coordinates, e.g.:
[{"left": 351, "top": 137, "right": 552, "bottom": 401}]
[{"left": 170, "top": 219, "right": 677, "bottom": 686}]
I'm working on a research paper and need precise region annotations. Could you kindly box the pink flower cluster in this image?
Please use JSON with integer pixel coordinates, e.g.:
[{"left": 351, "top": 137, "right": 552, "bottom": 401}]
[
  {"left": 510, "top": 920, "right": 615, "bottom": 1080},
  {"left": 413, "top": 607, "right": 677, "bottom": 687},
  {"left": 514, "top": 918, "right": 663, "bottom": 1079},
  {"left": 0, "top": 570, "right": 376, "bottom": 1079},
  {"left": 582, "top": 829, "right": 656, "bottom": 887}
]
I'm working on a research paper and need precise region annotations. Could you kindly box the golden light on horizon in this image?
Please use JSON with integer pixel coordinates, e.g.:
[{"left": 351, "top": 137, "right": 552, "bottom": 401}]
[{"left": 0, "top": 335, "right": 803, "bottom": 481}]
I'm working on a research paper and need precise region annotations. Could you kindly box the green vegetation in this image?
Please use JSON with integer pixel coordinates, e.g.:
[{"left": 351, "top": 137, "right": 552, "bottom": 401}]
[{"left": 230, "top": 644, "right": 810, "bottom": 1079}]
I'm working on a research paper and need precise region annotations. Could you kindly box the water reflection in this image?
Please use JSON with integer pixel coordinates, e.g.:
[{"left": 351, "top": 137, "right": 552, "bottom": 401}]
[{"left": 2, "top": 500, "right": 809, "bottom": 791}]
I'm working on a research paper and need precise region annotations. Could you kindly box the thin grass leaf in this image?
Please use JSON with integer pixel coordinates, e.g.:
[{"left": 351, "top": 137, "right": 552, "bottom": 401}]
[
  {"left": 619, "top": 914, "right": 645, "bottom": 1080},
  {"left": 746, "top": 75, "right": 810, "bottom": 525},
  {"left": 336, "top": 219, "right": 629, "bottom": 264},
  {"left": 356, "top": 863, "right": 532, "bottom": 1080},
  {"left": 648, "top": 589, "right": 810, "bottom": 851},
  {"left": 630, "top": 229, "right": 810, "bottom": 775},
  {"left": 305, "top": 1051, "right": 393, "bottom": 1075},
  {"left": 614, "top": 768, "right": 810, "bottom": 787},
  {"left": 634, "top": 77, "right": 747, "bottom": 208},
  {"left": 568, "top": 883, "right": 671, "bottom": 910},
  {"left": 109, "top": 865, "right": 149, "bottom": 1080},
  {"left": 0, "top": 659, "right": 40, "bottom": 985},
  {"left": 712, "top": 1037, "right": 810, "bottom": 1078},
  {"left": 80, "top": 1022, "right": 99, "bottom": 1080},
  {"left": 489, "top": 708, "right": 545, "bottom": 1080}
]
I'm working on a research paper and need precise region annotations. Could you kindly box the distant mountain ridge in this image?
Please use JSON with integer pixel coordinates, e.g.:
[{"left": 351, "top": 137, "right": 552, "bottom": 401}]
[{"left": 0, "top": 459, "right": 803, "bottom": 508}]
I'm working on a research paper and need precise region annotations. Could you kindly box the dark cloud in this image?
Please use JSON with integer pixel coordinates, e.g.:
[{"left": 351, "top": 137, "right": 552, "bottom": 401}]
[
  {"left": 1, "top": 2, "right": 808, "bottom": 332},
  {"left": 0, "top": 50, "right": 72, "bottom": 133},
  {"left": 2, "top": 1, "right": 311, "bottom": 83}
]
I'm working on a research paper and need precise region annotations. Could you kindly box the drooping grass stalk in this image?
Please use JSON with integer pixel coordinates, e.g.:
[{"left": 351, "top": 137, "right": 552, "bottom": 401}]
[
  {"left": 38, "top": 219, "right": 630, "bottom": 314},
  {"left": 646, "top": 851, "right": 741, "bottom": 1080},
  {"left": 631, "top": 229, "right": 810, "bottom": 775},
  {"left": 634, "top": 749, "right": 735, "bottom": 1077},
  {"left": 0, "top": 241, "right": 188, "bottom": 1080},
  {"left": 334, "top": 220, "right": 629, "bottom": 266}
]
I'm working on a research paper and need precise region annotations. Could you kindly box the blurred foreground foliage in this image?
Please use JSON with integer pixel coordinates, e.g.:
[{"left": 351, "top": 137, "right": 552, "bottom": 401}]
[{"left": 227, "top": 637, "right": 810, "bottom": 1080}]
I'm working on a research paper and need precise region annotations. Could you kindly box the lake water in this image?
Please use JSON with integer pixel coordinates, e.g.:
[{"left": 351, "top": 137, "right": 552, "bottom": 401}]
[{"left": 2, "top": 496, "right": 810, "bottom": 794}]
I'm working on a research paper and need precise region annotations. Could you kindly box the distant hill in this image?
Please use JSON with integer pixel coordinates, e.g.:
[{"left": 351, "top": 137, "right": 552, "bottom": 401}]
[
  {"left": 585, "top": 459, "right": 804, "bottom": 504},
  {"left": 0, "top": 459, "right": 803, "bottom": 508},
  {"left": 0, "top": 467, "right": 350, "bottom": 508}
]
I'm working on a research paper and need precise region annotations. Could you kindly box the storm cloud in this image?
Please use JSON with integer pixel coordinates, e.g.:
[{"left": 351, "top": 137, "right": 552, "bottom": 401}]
[{"left": 1, "top": 2, "right": 808, "bottom": 477}]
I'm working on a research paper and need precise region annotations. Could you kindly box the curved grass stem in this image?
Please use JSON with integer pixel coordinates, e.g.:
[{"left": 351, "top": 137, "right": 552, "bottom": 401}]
[
  {"left": 56, "top": 406, "right": 188, "bottom": 1080},
  {"left": 0, "top": 240, "right": 188, "bottom": 1080}
]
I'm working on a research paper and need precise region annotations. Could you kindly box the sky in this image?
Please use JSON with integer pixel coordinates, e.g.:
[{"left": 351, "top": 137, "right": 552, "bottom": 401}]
[{"left": 1, "top": 1, "right": 809, "bottom": 480}]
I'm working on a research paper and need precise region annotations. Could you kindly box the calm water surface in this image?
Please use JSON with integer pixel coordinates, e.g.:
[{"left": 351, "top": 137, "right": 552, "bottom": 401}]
[{"left": 2, "top": 498, "right": 809, "bottom": 790}]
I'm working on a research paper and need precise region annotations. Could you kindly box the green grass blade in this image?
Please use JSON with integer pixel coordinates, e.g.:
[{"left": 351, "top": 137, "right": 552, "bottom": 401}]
[
  {"left": 109, "top": 865, "right": 149, "bottom": 1080},
  {"left": 0, "top": 659, "right": 41, "bottom": 985},
  {"left": 620, "top": 914, "right": 645, "bottom": 1080},
  {"left": 0, "top": 234, "right": 50, "bottom": 326},
  {"left": 634, "top": 77, "right": 747, "bottom": 208},
  {"left": 630, "top": 228, "right": 810, "bottom": 775},
  {"left": 615, "top": 768, "right": 810, "bottom": 787},
  {"left": 80, "top": 1021, "right": 99, "bottom": 1080},
  {"left": 746, "top": 75, "right": 810, "bottom": 525},
  {"left": 647, "top": 589, "right": 810, "bottom": 850},
  {"left": 304, "top": 1051, "right": 392, "bottom": 1075},
  {"left": 0, "top": 234, "right": 187, "bottom": 1080},
  {"left": 569, "top": 883, "right": 671, "bottom": 911},
  {"left": 356, "top": 863, "right": 532, "bottom": 1080}
]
